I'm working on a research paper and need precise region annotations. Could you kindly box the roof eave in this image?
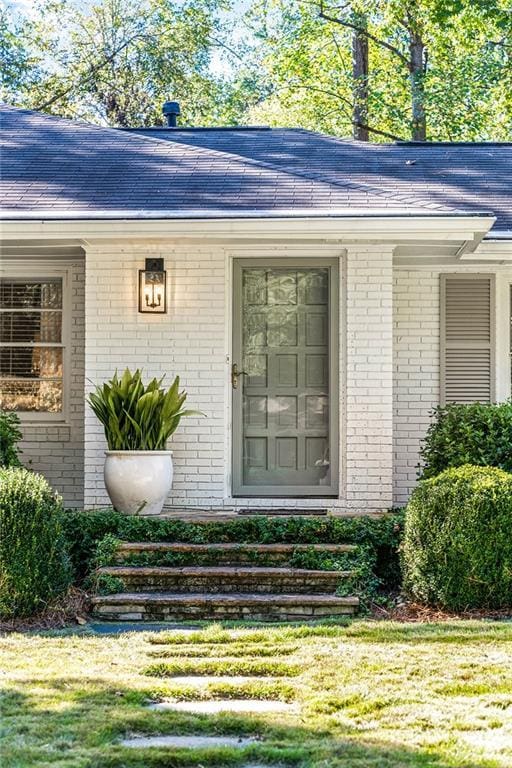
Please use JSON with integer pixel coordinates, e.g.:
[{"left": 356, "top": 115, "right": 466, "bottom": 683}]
[
  {"left": 0, "top": 207, "right": 496, "bottom": 221},
  {"left": 0, "top": 212, "right": 495, "bottom": 250}
]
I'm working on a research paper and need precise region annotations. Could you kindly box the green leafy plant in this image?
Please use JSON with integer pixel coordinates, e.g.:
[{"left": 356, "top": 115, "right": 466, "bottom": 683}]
[
  {"left": 87, "top": 368, "right": 201, "bottom": 450},
  {"left": 402, "top": 464, "right": 512, "bottom": 610},
  {"left": 0, "top": 468, "right": 71, "bottom": 618},
  {"left": 420, "top": 402, "right": 512, "bottom": 479},
  {"left": 0, "top": 410, "right": 22, "bottom": 468},
  {"left": 62, "top": 508, "right": 403, "bottom": 590}
]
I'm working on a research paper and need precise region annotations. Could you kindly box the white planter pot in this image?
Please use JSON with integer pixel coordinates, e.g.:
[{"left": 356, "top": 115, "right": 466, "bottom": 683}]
[{"left": 104, "top": 451, "right": 173, "bottom": 516}]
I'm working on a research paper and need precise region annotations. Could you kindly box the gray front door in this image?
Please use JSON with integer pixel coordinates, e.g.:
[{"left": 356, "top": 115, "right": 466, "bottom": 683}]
[{"left": 232, "top": 259, "right": 339, "bottom": 497}]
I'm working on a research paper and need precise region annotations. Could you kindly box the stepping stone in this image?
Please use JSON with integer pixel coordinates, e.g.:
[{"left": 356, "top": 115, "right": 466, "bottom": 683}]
[
  {"left": 89, "top": 622, "right": 200, "bottom": 635},
  {"left": 121, "top": 734, "right": 257, "bottom": 748},
  {"left": 167, "top": 675, "right": 279, "bottom": 687},
  {"left": 149, "top": 699, "right": 298, "bottom": 714}
]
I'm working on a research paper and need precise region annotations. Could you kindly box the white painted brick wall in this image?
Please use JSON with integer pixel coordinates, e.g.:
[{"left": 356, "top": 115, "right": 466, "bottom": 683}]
[
  {"left": 393, "top": 268, "right": 439, "bottom": 505},
  {"left": 345, "top": 246, "right": 394, "bottom": 509},
  {"left": 84, "top": 245, "right": 227, "bottom": 509},
  {"left": 14, "top": 249, "right": 512, "bottom": 513},
  {"left": 19, "top": 261, "right": 85, "bottom": 507},
  {"left": 83, "top": 243, "right": 395, "bottom": 513},
  {"left": 393, "top": 266, "right": 512, "bottom": 506}
]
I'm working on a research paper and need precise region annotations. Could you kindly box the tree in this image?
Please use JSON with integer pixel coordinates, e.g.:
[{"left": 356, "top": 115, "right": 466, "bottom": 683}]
[
  {"left": 351, "top": 9, "right": 369, "bottom": 140},
  {"left": 246, "top": 0, "right": 512, "bottom": 141},
  {"left": 0, "top": 0, "right": 248, "bottom": 127}
]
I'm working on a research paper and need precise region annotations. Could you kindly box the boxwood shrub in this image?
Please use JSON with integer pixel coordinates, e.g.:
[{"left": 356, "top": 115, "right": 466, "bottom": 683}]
[
  {"left": 420, "top": 402, "right": 512, "bottom": 479},
  {"left": 402, "top": 464, "right": 512, "bottom": 610},
  {"left": 0, "top": 410, "right": 22, "bottom": 468},
  {"left": 0, "top": 468, "right": 71, "bottom": 618}
]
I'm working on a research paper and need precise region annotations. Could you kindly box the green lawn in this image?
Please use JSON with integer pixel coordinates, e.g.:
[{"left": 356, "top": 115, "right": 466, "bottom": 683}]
[{"left": 2, "top": 620, "right": 512, "bottom": 767}]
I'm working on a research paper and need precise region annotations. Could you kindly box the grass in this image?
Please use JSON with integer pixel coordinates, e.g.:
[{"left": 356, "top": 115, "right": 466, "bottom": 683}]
[
  {"left": 144, "top": 659, "right": 302, "bottom": 678},
  {"left": 2, "top": 620, "right": 512, "bottom": 767},
  {"left": 147, "top": 642, "right": 299, "bottom": 657}
]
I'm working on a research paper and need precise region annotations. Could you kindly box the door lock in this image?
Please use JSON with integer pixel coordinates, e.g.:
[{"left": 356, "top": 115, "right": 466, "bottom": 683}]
[{"left": 231, "top": 363, "right": 248, "bottom": 389}]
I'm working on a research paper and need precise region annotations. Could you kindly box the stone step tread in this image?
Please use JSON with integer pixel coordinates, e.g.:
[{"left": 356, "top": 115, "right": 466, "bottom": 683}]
[
  {"left": 237, "top": 509, "right": 328, "bottom": 516},
  {"left": 92, "top": 592, "right": 359, "bottom": 607},
  {"left": 116, "top": 542, "right": 357, "bottom": 553},
  {"left": 157, "top": 514, "right": 328, "bottom": 523},
  {"left": 99, "top": 565, "right": 354, "bottom": 578}
]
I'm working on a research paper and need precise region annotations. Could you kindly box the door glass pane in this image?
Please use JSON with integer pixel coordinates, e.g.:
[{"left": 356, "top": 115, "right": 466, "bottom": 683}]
[{"left": 241, "top": 267, "right": 330, "bottom": 488}]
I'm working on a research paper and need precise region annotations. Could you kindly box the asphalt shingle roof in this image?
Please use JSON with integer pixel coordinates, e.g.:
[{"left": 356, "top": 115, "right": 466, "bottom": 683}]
[{"left": 1, "top": 105, "right": 510, "bottom": 232}]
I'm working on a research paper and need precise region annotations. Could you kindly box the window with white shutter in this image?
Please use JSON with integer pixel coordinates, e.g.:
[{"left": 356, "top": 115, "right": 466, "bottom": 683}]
[{"left": 440, "top": 274, "right": 495, "bottom": 405}]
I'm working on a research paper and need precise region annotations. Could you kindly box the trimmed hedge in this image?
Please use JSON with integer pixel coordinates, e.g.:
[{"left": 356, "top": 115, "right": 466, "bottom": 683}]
[
  {"left": 0, "top": 468, "right": 71, "bottom": 618},
  {"left": 402, "top": 464, "right": 512, "bottom": 610},
  {"left": 62, "top": 508, "right": 404, "bottom": 590},
  {"left": 420, "top": 402, "right": 512, "bottom": 480}
]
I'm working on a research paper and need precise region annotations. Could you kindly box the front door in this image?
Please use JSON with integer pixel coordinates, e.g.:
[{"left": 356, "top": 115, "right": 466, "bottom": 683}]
[{"left": 232, "top": 259, "right": 339, "bottom": 497}]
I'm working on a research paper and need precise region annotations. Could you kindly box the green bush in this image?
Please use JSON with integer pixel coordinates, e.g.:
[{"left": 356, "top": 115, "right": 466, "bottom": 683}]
[
  {"left": 0, "top": 468, "right": 71, "bottom": 618},
  {"left": 420, "top": 402, "right": 512, "bottom": 480},
  {"left": 0, "top": 410, "right": 22, "bottom": 468},
  {"left": 62, "top": 507, "right": 403, "bottom": 590},
  {"left": 402, "top": 465, "right": 512, "bottom": 610}
]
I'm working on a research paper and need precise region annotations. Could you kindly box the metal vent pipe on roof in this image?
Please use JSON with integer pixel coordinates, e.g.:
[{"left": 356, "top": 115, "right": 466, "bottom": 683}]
[{"left": 162, "top": 101, "right": 180, "bottom": 128}]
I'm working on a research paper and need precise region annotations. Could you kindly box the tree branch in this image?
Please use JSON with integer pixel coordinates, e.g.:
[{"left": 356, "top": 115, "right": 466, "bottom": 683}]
[
  {"left": 488, "top": 39, "right": 512, "bottom": 51},
  {"left": 318, "top": 2, "right": 409, "bottom": 66},
  {"left": 209, "top": 35, "right": 245, "bottom": 62},
  {"left": 279, "top": 83, "right": 405, "bottom": 141},
  {"left": 34, "top": 31, "right": 146, "bottom": 112}
]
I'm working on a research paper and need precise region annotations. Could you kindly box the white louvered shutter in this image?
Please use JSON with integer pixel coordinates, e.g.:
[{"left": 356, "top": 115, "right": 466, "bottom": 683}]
[{"left": 440, "top": 274, "right": 495, "bottom": 405}]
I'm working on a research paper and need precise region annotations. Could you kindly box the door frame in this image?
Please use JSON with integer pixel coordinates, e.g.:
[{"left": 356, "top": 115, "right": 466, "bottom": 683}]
[{"left": 231, "top": 257, "right": 340, "bottom": 497}]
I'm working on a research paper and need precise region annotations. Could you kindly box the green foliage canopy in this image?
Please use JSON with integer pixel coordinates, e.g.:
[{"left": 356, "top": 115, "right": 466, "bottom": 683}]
[
  {"left": 0, "top": 0, "right": 250, "bottom": 127},
  {"left": 246, "top": 0, "right": 512, "bottom": 141}
]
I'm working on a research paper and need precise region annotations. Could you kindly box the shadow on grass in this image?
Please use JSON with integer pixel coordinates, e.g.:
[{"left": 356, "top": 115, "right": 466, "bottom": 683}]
[{"left": 0, "top": 681, "right": 495, "bottom": 768}]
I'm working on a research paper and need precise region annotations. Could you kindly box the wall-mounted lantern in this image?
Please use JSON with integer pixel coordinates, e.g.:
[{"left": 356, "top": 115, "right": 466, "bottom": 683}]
[{"left": 138, "top": 258, "right": 167, "bottom": 313}]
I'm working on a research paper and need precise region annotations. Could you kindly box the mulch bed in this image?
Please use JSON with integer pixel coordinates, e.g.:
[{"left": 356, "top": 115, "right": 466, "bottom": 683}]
[
  {"left": 0, "top": 587, "right": 91, "bottom": 633},
  {"left": 372, "top": 598, "right": 512, "bottom": 623}
]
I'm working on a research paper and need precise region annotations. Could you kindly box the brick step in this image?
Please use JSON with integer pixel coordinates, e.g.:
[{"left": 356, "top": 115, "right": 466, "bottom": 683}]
[
  {"left": 114, "top": 541, "right": 357, "bottom": 566},
  {"left": 98, "top": 565, "right": 353, "bottom": 594},
  {"left": 91, "top": 592, "right": 359, "bottom": 622}
]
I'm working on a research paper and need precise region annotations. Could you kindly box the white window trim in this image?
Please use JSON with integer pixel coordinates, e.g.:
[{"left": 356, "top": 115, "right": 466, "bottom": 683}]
[
  {"left": 496, "top": 275, "right": 512, "bottom": 403},
  {"left": 0, "top": 260, "right": 71, "bottom": 424}
]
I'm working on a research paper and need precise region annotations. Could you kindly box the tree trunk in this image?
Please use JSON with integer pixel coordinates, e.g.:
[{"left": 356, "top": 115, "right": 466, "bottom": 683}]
[
  {"left": 352, "top": 14, "right": 369, "bottom": 141},
  {"left": 409, "top": 35, "right": 426, "bottom": 141}
]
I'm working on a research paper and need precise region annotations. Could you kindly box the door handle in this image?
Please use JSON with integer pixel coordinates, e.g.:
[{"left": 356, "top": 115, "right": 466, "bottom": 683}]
[{"left": 231, "top": 363, "right": 248, "bottom": 389}]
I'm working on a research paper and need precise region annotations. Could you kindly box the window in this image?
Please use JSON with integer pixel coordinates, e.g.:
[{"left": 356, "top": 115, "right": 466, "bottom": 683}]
[{"left": 0, "top": 276, "right": 66, "bottom": 417}]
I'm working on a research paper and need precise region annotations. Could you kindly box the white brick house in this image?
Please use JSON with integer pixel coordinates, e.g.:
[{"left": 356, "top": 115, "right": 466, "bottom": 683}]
[{"left": 1, "top": 105, "right": 510, "bottom": 513}]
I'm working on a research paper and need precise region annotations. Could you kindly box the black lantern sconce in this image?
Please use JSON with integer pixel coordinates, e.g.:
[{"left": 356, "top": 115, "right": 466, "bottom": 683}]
[{"left": 138, "top": 258, "right": 167, "bottom": 313}]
